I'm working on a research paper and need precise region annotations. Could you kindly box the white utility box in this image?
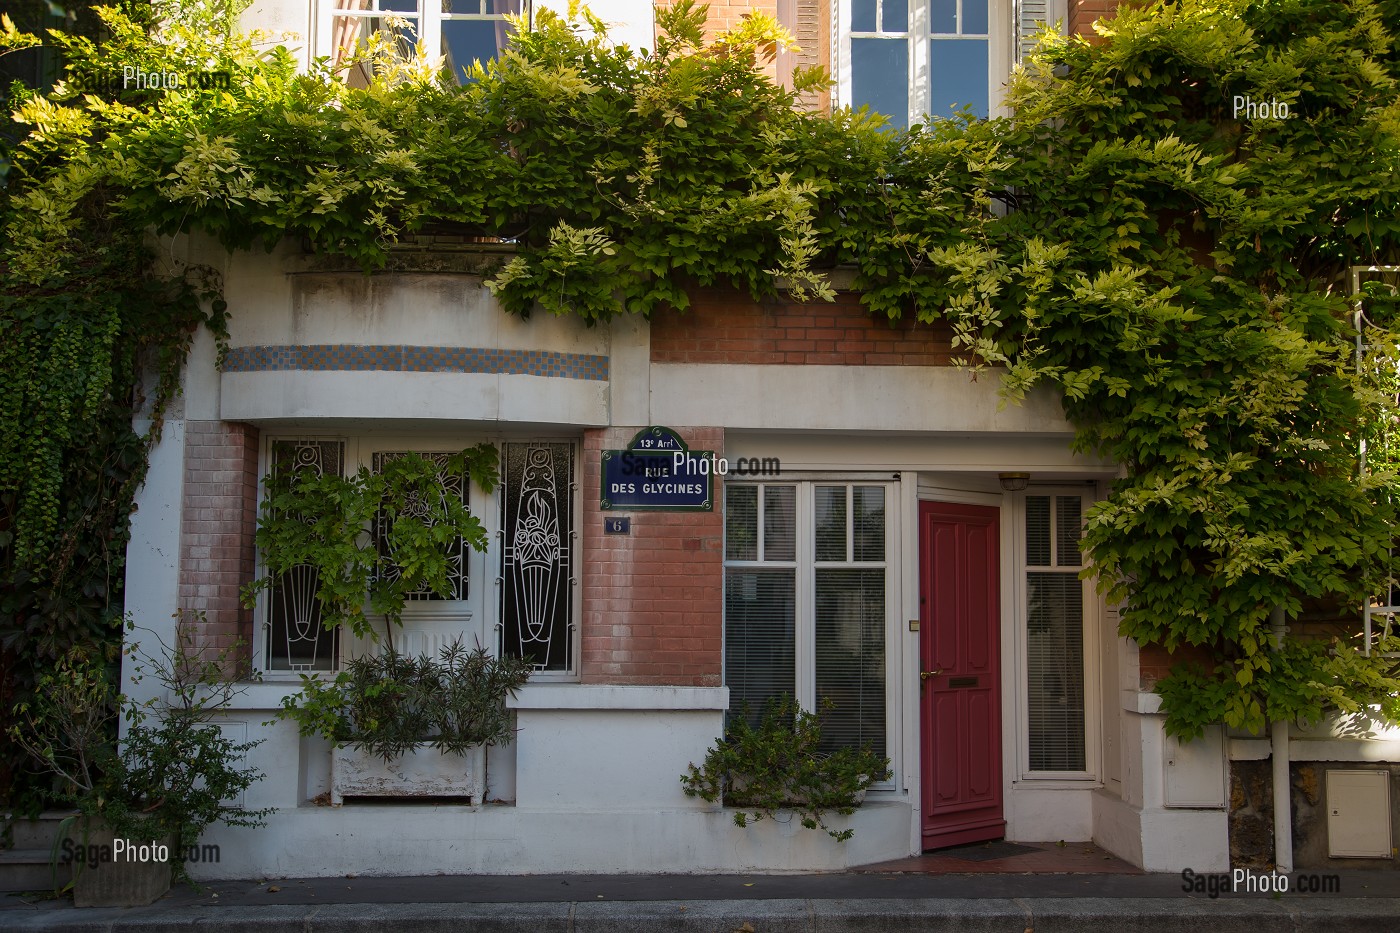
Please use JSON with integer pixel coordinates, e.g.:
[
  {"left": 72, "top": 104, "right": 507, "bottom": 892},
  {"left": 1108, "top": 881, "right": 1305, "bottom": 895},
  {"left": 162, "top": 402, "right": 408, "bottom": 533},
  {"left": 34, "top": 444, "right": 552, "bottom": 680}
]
[{"left": 1326, "top": 769, "right": 1393, "bottom": 859}]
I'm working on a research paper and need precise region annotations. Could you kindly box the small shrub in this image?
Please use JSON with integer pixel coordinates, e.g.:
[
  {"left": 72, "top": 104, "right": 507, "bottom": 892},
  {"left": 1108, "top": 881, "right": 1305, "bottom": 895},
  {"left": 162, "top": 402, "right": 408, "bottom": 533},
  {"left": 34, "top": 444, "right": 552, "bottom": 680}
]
[
  {"left": 681, "top": 695, "right": 891, "bottom": 841},
  {"left": 277, "top": 638, "right": 534, "bottom": 761}
]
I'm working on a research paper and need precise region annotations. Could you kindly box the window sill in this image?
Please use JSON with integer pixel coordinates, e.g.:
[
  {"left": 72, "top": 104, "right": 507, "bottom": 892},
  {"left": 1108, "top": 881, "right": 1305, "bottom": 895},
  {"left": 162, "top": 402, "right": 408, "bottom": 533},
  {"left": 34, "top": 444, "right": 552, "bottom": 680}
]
[{"left": 507, "top": 684, "right": 729, "bottom": 712}]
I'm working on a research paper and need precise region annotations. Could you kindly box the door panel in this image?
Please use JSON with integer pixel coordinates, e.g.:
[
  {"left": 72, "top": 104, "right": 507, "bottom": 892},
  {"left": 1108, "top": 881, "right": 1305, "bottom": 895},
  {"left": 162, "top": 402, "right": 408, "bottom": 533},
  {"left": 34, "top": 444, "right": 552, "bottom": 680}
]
[{"left": 920, "top": 501, "right": 1004, "bottom": 849}]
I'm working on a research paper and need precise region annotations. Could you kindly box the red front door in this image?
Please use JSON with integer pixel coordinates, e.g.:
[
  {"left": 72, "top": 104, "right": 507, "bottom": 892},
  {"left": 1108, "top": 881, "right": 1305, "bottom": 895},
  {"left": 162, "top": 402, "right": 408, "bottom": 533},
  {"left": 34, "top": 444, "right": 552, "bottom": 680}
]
[{"left": 919, "top": 501, "right": 1004, "bottom": 850}]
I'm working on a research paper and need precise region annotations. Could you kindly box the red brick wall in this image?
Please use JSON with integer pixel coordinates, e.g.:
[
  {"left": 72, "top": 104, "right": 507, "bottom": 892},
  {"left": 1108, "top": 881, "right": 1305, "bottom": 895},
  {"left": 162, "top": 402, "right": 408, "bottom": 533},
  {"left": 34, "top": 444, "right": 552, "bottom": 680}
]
[
  {"left": 1070, "top": 0, "right": 1127, "bottom": 39},
  {"left": 581, "top": 427, "right": 724, "bottom": 686},
  {"left": 1138, "top": 641, "right": 1215, "bottom": 691},
  {"left": 689, "top": 0, "right": 778, "bottom": 40},
  {"left": 650, "top": 288, "right": 957, "bottom": 365},
  {"left": 178, "top": 421, "right": 259, "bottom": 669},
  {"left": 656, "top": 0, "right": 782, "bottom": 81}
]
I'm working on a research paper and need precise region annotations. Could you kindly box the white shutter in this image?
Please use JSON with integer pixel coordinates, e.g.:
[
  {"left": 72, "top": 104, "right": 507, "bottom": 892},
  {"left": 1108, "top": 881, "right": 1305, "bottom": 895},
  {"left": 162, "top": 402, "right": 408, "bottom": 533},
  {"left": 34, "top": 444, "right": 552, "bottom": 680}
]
[{"left": 1016, "top": 0, "right": 1050, "bottom": 62}]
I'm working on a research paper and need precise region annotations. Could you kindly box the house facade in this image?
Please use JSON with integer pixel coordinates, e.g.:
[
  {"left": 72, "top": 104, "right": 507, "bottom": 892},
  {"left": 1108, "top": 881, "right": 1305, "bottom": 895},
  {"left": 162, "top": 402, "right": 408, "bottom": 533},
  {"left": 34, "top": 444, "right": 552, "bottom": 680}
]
[{"left": 116, "top": 0, "right": 1400, "bottom": 879}]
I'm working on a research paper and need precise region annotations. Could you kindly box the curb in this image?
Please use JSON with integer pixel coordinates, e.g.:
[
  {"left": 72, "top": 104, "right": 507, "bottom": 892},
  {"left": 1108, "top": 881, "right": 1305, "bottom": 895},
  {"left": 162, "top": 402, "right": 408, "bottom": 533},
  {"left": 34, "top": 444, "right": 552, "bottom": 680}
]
[{"left": 3, "top": 897, "right": 1400, "bottom": 933}]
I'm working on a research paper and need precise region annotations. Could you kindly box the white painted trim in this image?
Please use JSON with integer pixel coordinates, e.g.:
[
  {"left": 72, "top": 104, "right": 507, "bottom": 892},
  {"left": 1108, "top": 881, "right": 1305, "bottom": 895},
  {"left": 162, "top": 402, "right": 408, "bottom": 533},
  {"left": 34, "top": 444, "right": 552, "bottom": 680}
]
[
  {"left": 1123, "top": 689, "right": 1163, "bottom": 714},
  {"left": 508, "top": 684, "right": 728, "bottom": 710},
  {"left": 899, "top": 471, "right": 922, "bottom": 854},
  {"left": 915, "top": 485, "right": 1002, "bottom": 507},
  {"left": 650, "top": 364, "right": 1074, "bottom": 434},
  {"left": 1229, "top": 736, "right": 1400, "bottom": 763}
]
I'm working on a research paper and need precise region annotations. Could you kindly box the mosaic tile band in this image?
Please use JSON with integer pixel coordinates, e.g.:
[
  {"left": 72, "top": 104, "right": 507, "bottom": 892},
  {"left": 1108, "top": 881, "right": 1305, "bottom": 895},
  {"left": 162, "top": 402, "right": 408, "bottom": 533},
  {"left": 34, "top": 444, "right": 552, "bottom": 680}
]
[{"left": 223, "top": 345, "right": 609, "bottom": 381}]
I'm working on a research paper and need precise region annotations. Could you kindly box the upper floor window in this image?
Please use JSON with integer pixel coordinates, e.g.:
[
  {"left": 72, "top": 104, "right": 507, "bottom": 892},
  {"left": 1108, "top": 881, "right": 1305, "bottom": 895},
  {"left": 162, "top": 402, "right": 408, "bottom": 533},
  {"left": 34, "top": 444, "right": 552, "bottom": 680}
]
[
  {"left": 838, "top": 0, "right": 1060, "bottom": 128},
  {"left": 321, "top": 0, "right": 529, "bottom": 86}
]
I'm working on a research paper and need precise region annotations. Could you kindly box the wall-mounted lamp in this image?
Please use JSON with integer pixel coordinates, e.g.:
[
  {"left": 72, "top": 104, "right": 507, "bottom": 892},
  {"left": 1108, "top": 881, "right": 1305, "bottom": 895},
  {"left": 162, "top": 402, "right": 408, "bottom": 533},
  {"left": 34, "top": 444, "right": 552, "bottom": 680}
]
[{"left": 998, "top": 472, "right": 1030, "bottom": 492}]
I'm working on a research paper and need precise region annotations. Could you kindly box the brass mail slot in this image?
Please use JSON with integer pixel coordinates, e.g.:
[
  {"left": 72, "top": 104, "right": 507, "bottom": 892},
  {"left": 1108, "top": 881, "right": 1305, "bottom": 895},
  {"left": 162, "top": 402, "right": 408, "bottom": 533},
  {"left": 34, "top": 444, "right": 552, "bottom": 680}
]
[{"left": 948, "top": 676, "right": 979, "bottom": 688}]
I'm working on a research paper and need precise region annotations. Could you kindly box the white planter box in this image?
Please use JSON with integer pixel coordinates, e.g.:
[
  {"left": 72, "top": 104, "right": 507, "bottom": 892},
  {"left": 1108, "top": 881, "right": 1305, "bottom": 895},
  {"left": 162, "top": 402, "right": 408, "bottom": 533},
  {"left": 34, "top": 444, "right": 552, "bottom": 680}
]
[{"left": 331, "top": 743, "right": 487, "bottom": 805}]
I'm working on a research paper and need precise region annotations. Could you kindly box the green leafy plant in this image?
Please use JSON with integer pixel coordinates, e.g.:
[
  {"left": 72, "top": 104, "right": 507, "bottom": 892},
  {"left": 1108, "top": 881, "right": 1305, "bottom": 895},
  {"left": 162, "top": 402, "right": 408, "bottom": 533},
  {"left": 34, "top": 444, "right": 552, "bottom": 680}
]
[
  {"left": 277, "top": 639, "right": 533, "bottom": 761},
  {"left": 681, "top": 695, "right": 891, "bottom": 841},
  {"left": 241, "top": 445, "right": 499, "bottom": 648},
  {"left": 8, "top": 614, "right": 270, "bottom": 885}
]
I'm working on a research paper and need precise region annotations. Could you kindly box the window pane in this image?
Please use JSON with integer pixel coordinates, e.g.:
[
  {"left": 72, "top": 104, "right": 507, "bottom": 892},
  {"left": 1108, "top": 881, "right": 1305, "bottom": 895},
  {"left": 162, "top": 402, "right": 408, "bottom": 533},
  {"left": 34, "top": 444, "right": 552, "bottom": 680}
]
[
  {"left": 815, "top": 486, "right": 848, "bottom": 561},
  {"left": 442, "top": 0, "right": 482, "bottom": 11},
  {"left": 1026, "top": 495, "right": 1051, "bottom": 566},
  {"left": 267, "top": 440, "right": 345, "bottom": 672},
  {"left": 1027, "top": 572, "right": 1086, "bottom": 771},
  {"left": 815, "top": 569, "right": 886, "bottom": 757},
  {"left": 383, "top": 0, "right": 418, "bottom": 12},
  {"left": 1056, "top": 496, "right": 1083, "bottom": 567},
  {"left": 928, "top": 0, "right": 956, "bottom": 33},
  {"left": 852, "top": 486, "right": 885, "bottom": 562},
  {"left": 501, "top": 442, "right": 574, "bottom": 671},
  {"left": 268, "top": 566, "right": 341, "bottom": 671},
  {"left": 329, "top": 12, "right": 419, "bottom": 86},
  {"left": 962, "top": 0, "right": 988, "bottom": 34},
  {"left": 371, "top": 452, "right": 469, "bottom": 600},
  {"left": 883, "top": 0, "right": 909, "bottom": 33},
  {"left": 442, "top": 19, "right": 510, "bottom": 80},
  {"left": 928, "top": 37, "right": 988, "bottom": 118},
  {"left": 852, "top": 0, "right": 877, "bottom": 31},
  {"left": 725, "top": 569, "right": 796, "bottom": 728},
  {"left": 763, "top": 485, "right": 796, "bottom": 561},
  {"left": 851, "top": 37, "right": 909, "bottom": 128},
  {"left": 726, "top": 486, "right": 758, "bottom": 561}
]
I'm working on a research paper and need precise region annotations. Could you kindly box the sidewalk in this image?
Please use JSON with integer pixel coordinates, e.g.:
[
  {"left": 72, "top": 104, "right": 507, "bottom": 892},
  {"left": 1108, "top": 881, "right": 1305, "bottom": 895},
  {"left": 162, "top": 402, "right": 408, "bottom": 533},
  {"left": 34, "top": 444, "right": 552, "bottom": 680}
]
[{"left": 4, "top": 867, "right": 1400, "bottom": 932}]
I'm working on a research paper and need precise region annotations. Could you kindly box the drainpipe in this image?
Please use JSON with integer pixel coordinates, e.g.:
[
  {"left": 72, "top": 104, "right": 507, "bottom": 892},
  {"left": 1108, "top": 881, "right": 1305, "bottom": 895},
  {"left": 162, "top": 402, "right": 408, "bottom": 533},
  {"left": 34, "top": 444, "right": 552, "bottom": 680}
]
[{"left": 1270, "top": 604, "right": 1293, "bottom": 873}]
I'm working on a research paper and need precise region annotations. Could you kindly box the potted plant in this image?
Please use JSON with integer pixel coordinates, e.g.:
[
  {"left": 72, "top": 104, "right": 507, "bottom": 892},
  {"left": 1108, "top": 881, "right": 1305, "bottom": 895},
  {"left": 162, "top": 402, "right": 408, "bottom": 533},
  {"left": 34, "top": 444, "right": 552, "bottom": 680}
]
[
  {"left": 277, "top": 639, "right": 532, "bottom": 803},
  {"left": 7, "top": 616, "right": 270, "bottom": 906},
  {"left": 246, "top": 444, "right": 534, "bottom": 801},
  {"left": 681, "top": 695, "right": 891, "bottom": 841}
]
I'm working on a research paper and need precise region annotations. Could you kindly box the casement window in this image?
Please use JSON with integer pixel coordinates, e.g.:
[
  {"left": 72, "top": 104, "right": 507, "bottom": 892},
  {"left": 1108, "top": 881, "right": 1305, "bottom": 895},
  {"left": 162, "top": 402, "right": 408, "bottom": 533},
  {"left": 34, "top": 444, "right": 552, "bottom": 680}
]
[
  {"left": 258, "top": 437, "right": 576, "bottom": 675},
  {"left": 1019, "top": 491, "right": 1092, "bottom": 775},
  {"left": 836, "top": 0, "right": 1062, "bottom": 127},
  {"left": 723, "top": 481, "right": 895, "bottom": 759},
  {"left": 319, "top": 0, "right": 529, "bottom": 86}
]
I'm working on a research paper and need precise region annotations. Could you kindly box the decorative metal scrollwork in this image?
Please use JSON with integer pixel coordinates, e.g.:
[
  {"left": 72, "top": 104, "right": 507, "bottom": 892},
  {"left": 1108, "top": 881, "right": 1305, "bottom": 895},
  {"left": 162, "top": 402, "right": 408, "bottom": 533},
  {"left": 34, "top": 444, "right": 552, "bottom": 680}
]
[{"left": 500, "top": 442, "right": 575, "bottom": 672}]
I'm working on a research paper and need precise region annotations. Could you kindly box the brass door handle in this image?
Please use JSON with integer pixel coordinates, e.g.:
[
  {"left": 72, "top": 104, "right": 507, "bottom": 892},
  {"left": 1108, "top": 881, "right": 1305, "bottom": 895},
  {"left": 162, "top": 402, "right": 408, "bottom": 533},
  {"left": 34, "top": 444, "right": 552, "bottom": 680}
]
[{"left": 920, "top": 669, "right": 942, "bottom": 681}]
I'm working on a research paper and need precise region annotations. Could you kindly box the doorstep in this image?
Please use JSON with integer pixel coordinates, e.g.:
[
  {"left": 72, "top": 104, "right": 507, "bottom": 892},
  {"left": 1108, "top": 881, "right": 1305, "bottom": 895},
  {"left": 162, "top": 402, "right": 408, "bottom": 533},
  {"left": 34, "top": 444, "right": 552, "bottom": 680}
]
[{"left": 858, "top": 840, "right": 1144, "bottom": 874}]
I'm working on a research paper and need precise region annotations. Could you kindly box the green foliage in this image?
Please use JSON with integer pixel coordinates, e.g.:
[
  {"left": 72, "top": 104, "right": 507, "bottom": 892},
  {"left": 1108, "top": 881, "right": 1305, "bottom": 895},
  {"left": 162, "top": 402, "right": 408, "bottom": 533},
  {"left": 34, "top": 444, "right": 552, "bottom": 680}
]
[
  {"left": 242, "top": 446, "right": 498, "bottom": 644},
  {"left": 865, "top": 0, "right": 1400, "bottom": 733},
  {"left": 277, "top": 639, "right": 534, "bottom": 761},
  {"left": 4, "top": 0, "right": 1400, "bottom": 762},
  {"left": 680, "top": 696, "right": 891, "bottom": 841},
  {"left": 1156, "top": 636, "right": 1400, "bottom": 739},
  {"left": 8, "top": 615, "right": 270, "bottom": 882}
]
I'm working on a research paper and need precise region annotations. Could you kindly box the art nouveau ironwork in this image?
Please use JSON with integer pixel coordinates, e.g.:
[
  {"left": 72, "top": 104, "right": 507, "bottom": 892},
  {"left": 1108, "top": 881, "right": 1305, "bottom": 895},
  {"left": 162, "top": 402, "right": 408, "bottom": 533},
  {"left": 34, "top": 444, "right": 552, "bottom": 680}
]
[{"left": 500, "top": 442, "right": 574, "bottom": 671}]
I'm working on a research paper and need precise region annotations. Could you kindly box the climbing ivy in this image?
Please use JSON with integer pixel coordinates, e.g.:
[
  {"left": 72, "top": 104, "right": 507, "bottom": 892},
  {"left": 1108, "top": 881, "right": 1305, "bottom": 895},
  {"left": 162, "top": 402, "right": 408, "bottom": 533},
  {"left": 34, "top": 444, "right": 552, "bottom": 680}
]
[{"left": 4, "top": 0, "right": 1400, "bottom": 783}]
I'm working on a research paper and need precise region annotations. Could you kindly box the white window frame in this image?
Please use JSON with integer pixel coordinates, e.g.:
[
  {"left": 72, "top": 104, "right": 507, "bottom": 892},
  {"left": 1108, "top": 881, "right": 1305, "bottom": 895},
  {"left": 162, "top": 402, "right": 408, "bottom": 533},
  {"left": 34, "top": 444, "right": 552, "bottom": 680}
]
[
  {"left": 315, "top": 0, "right": 530, "bottom": 81},
  {"left": 252, "top": 434, "right": 580, "bottom": 681},
  {"left": 722, "top": 475, "right": 902, "bottom": 791},
  {"left": 1009, "top": 485, "right": 1101, "bottom": 782},
  {"left": 834, "top": 0, "right": 1063, "bottom": 125}
]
